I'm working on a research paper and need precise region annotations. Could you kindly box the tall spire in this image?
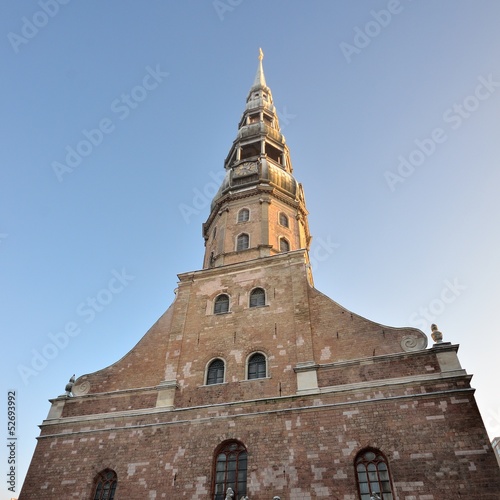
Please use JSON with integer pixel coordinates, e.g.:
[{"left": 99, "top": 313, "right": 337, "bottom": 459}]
[
  {"left": 252, "top": 48, "right": 267, "bottom": 90},
  {"left": 201, "top": 52, "right": 312, "bottom": 277}
]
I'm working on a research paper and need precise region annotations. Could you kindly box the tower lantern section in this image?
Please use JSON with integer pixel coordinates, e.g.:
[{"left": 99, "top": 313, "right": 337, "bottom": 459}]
[{"left": 202, "top": 50, "right": 311, "bottom": 273}]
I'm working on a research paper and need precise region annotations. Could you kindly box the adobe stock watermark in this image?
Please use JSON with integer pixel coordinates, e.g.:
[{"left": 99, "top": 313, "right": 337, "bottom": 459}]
[
  {"left": 385, "top": 74, "right": 500, "bottom": 192},
  {"left": 52, "top": 64, "right": 169, "bottom": 183},
  {"left": 7, "top": 0, "right": 71, "bottom": 54},
  {"left": 179, "top": 170, "right": 226, "bottom": 224},
  {"left": 17, "top": 268, "right": 135, "bottom": 385},
  {"left": 408, "top": 278, "right": 466, "bottom": 332},
  {"left": 339, "top": 0, "right": 409, "bottom": 64},
  {"left": 277, "top": 106, "right": 297, "bottom": 129},
  {"left": 309, "top": 236, "right": 340, "bottom": 272},
  {"left": 213, "top": 0, "right": 243, "bottom": 21}
]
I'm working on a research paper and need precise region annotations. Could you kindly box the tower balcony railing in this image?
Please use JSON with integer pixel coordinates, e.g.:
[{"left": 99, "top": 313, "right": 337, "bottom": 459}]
[{"left": 238, "top": 122, "right": 282, "bottom": 142}]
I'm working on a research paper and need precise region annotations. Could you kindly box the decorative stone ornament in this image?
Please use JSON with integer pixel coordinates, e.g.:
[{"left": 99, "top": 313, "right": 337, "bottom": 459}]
[
  {"left": 431, "top": 324, "right": 443, "bottom": 344},
  {"left": 64, "top": 374, "right": 75, "bottom": 397}
]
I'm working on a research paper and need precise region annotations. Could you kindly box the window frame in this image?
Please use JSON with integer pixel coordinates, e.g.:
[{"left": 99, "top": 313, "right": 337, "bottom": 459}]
[
  {"left": 279, "top": 237, "right": 290, "bottom": 253},
  {"left": 92, "top": 469, "right": 117, "bottom": 500},
  {"left": 212, "top": 440, "right": 248, "bottom": 500},
  {"left": 214, "top": 294, "right": 230, "bottom": 315},
  {"left": 247, "top": 352, "right": 267, "bottom": 380},
  {"left": 278, "top": 212, "right": 289, "bottom": 228},
  {"left": 249, "top": 287, "right": 266, "bottom": 308},
  {"left": 206, "top": 358, "right": 225, "bottom": 385},
  {"left": 236, "top": 233, "right": 250, "bottom": 251},
  {"left": 237, "top": 208, "right": 250, "bottom": 223},
  {"left": 354, "top": 448, "right": 394, "bottom": 500}
]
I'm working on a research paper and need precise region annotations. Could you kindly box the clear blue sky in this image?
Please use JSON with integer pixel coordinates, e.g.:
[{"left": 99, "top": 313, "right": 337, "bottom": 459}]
[{"left": 2, "top": 1, "right": 500, "bottom": 497}]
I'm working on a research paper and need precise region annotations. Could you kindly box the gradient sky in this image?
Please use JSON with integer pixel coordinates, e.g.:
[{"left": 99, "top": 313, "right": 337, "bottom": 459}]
[{"left": 2, "top": 1, "right": 500, "bottom": 497}]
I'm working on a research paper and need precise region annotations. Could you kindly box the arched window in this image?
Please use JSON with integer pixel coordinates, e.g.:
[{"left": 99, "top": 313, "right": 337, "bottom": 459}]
[
  {"left": 214, "top": 294, "right": 229, "bottom": 314},
  {"left": 355, "top": 449, "right": 393, "bottom": 500},
  {"left": 279, "top": 212, "right": 289, "bottom": 228},
  {"left": 213, "top": 441, "right": 248, "bottom": 500},
  {"left": 212, "top": 227, "right": 217, "bottom": 240},
  {"left": 92, "top": 469, "right": 117, "bottom": 500},
  {"left": 236, "top": 233, "right": 249, "bottom": 251},
  {"left": 207, "top": 359, "right": 225, "bottom": 385},
  {"left": 237, "top": 208, "right": 250, "bottom": 223},
  {"left": 279, "top": 237, "right": 290, "bottom": 253},
  {"left": 248, "top": 353, "right": 266, "bottom": 379},
  {"left": 249, "top": 288, "right": 265, "bottom": 308}
]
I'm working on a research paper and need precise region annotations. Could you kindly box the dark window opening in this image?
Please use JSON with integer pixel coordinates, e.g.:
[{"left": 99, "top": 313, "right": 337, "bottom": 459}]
[
  {"left": 248, "top": 353, "right": 266, "bottom": 379},
  {"left": 279, "top": 213, "right": 289, "bottom": 228},
  {"left": 93, "top": 469, "right": 117, "bottom": 500},
  {"left": 266, "top": 143, "right": 281, "bottom": 163},
  {"left": 214, "top": 294, "right": 229, "bottom": 314},
  {"left": 237, "top": 234, "right": 249, "bottom": 251},
  {"left": 355, "top": 449, "right": 393, "bottom": 500},
  {"left": 279, "top": 238, "right": 290, "bottom": 253},
  {"left": 249, "top": 288, "right": 265, "bottom": 308},
  {"left": 240, "top": 143, "right": 260, "bottom": 160},
  {"left": 213, "top": 441, "right": 247, "bottom": 500},
  {"left": 238, "top": 209, "right": 250, "bottom": 223},
  {"left": 207, "top": 359, "right": 225, "bottom": 385}
]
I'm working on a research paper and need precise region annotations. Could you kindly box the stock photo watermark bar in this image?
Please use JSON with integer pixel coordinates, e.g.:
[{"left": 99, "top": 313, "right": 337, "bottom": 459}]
[{"left": 6, "top": 390, "right": 17, "bottom": 495}]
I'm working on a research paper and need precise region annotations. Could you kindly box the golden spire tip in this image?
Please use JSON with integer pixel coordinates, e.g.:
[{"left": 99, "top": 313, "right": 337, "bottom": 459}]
[{"left": 258, "top": 48, "right": 264, "bottom": 61}]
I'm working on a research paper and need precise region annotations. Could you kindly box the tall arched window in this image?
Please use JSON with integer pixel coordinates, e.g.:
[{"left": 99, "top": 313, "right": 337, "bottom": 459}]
[
  {"left": 237, "top": 208, "right": 250, "bottom": 223},
  {"left": 213, "top": 441, "right": 248, "bottom": 500},
  {"left": 236, "top": 233, "right": 249, "bottom": 251},
  {"left": 249, "top": 288, "right": 265, "bottom": 308},
  {"left": 214, "top": 294, "right": 229, "bottom": 314},
  {"left": 279, "top": 212, "right": 289, "bottom": 228},
  {"left": 248, "top": 352, "right": 266, "bottom": 379},
  {"left": 207, "top": 359, "right": 225, "bottom": 385},
  {"left": 92, "top": 469, "right": 117, "bottom": 500},
  {"left": 355, "top": 449, "right": 393, "bottom": 500},
  {"left": 279, "top": 237, "right": 290, "bottom": 253}
]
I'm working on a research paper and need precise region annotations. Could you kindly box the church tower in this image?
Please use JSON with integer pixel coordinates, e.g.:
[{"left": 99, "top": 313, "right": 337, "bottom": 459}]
[
  {"left": 19, "top": 52, "right": 500, "bottom": 500},
  {"left": 202, "top": 50, "right": 311, "bottom": 277}
]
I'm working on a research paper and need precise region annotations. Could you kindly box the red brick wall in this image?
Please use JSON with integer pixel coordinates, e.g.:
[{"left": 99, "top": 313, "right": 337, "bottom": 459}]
[{"left": 21, "top": 387, "right": 500, "bottom": 499}]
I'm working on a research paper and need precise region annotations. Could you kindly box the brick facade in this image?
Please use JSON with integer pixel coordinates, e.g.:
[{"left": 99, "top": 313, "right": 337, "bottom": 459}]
[
  {"left": 19, "top": 252, "right": 500, "bottom": 499},
  {"left": 19, "top": 55, "right": 500, "bottom": 499}
]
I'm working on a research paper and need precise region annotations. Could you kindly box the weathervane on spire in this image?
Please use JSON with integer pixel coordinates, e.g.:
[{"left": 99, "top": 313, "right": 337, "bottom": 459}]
[{"left": 259, "top": 48, "right": 264, "bottom": 61}]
